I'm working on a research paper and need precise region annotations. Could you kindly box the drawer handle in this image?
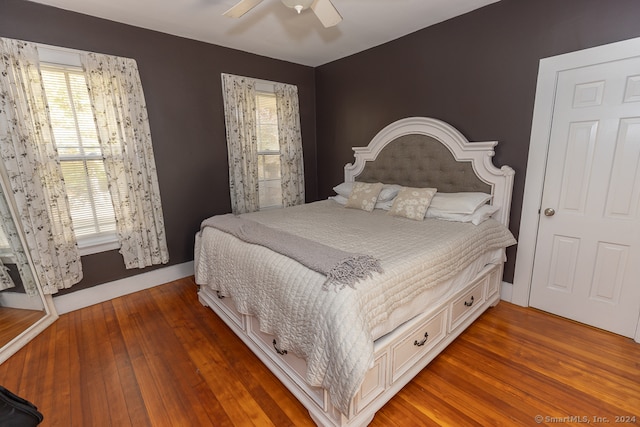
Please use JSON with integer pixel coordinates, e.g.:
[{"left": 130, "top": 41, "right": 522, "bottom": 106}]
[
  {"left": 272, "top": 339, "right": 288, "bottom": 355},
  {"left": 413, "top": 332, "right": 429, "bottom": 347},
  {"left": 216, "top": 290, "right": 225, "bottom": 299},
  {"left": 464, "top": 296, "right": 475, "bottom": 307}
]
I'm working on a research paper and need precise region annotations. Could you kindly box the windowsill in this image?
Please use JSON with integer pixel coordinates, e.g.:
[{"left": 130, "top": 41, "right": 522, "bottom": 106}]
[{"left": 77, "top": 233, "right": 120, "bottom": 256}]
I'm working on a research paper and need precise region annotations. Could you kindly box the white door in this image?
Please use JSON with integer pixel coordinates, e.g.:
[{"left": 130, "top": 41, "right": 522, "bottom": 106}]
[{"left": 529, "top": 56, "right": 640, "bottom": 338}]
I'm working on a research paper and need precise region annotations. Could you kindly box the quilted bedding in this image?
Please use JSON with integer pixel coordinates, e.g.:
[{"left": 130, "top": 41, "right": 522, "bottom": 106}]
[{"left": 194, "top": 200, "right": 516, "bottom": 414}]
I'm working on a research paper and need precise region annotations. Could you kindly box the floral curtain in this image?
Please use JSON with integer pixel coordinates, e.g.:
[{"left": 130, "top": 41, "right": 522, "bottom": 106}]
[
  {"left": 0, "top": 184, "right": 38, "bottom": 296},
  {"left": 221, "top": 73, "right": 260, "bottom": 214},
  {"left": 274, "top": 83, "right": 305, "bottom": 207},
  {"left": 0, "top": 262, "right": 14, "bottom": 292},
  {"left": 0, "top": 37, "right": 82, "bottom": 295},
  {"left": 81, "top": 53, "right": 169, "bottom": 269},
  {"left": 0, "top": 190, "right": 15, "bottom": 292},
  {"left": 0, "top": 205, "right": 15, "bottom": 291}
]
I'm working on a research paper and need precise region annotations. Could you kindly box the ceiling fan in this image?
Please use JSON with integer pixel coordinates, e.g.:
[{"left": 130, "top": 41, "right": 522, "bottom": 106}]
[{"left": 223, "top": 0, "right": 343, "bottom": 28}]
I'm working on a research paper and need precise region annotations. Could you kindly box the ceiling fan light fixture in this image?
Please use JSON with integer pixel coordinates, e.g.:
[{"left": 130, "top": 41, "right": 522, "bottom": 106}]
[{"left": 281, "top": 0, "right": 313, "bottom": 14}]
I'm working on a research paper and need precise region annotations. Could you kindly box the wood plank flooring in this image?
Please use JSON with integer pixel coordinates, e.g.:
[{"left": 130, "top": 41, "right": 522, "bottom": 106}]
[
  {"left": 0, "top": 307, "right": 45, "bottom": 348},
  {"left": 0, "top": 276, "right": 638, "bottom": 426}
]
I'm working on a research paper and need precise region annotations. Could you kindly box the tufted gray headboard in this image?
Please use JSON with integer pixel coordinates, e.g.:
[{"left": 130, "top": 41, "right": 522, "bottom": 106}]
[
  {"left": 344, "top": 117, "right": 515, "bottom": 226},
  {"left": 355, "top": 134, "right": 491, "bottom": 193}
]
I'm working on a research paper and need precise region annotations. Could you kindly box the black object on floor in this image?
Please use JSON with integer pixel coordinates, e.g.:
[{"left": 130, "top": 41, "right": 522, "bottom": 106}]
[{"left": 0, "top": 386, "right": 43, "bottom": 426}]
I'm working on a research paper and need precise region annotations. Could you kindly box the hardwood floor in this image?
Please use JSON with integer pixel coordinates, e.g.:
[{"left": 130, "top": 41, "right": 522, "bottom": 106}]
[
  {"left": 0, "top": 277, "right": 638, "bottom": 426},
  {"left": 0, "top": 307, "right": 44, "bottom": 348}
]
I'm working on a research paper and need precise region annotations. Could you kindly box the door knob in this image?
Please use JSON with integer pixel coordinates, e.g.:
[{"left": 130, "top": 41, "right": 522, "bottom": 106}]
[{"left": 544, "top": 208, "right": 555, "bottom": 217}]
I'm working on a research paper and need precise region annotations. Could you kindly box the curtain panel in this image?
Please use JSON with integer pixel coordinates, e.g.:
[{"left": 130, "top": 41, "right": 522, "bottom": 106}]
[
  {"left": 274, "top": 83, "right": 305, "bottom": 207},
  {"left": 0, "top": 187, "right": 16, "bottom": 292},
  {"left": 0, "top": 263, "right": 15, "bottom": 292},
  {"left": 81, "top": 53, "right": 169, "bottom": 269},
  {"left": 0, "top": 184, "right": 38, "bottom": 296},
  {"left": 222, "top": 74, "right": 305, "bottom": 213},
  {"left": 221, "top": 73, "right": 260, "bottom": 214},
  {"left": 0, "top": 37, "right": 82, "bottom": 294}
]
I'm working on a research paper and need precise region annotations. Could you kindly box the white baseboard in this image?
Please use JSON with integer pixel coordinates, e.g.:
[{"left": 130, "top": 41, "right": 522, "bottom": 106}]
[
  {"left": 0, "top": 291, "right": 45, "bottom": 310},
  {"left": 500, "top": 281, "right": 515, "bottom": 304},
  {"left": 53, "top": 261, "right": 194, "bottom": 315},
  {"left": 52, "top": 269, "right": 518, "bottom": 315}
]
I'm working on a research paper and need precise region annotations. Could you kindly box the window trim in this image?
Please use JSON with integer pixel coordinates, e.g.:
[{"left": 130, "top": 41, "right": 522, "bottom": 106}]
[
  {"left": 77, "top": 232, "right": 119, "bottom": 256},
  {"left": 36, "top": 44, "right": 83, "bottom": 67}
]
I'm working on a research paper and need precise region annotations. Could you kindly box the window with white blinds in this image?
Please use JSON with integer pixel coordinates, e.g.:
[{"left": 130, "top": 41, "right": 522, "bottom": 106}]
[
  {"left": 255, "top": 91, "right": 282, "bottom": 209},
  {"left": 40, "top": 65, "right": 118, "bottom": 251}
]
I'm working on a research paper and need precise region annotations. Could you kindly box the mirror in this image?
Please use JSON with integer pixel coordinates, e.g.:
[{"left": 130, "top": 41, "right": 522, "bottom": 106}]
[{"left": 0, "top": 177, "right": 57, "bottom": 364}]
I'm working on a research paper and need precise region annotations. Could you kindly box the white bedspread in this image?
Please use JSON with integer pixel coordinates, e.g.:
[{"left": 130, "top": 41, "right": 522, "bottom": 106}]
[{"left": 194, "top": 200, "right": 516, "bottom": 414}]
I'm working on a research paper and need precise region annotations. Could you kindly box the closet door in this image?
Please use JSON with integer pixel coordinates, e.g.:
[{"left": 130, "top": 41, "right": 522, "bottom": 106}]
[{"left": 529, "top": 55, "right": 640, "bottom": 338}]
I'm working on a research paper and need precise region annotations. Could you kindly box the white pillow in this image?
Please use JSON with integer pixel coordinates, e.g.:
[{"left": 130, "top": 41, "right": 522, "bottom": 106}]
[
  {"left": 428, "top": 192, "right": 492, "bottom": 214},
  {"left": 378, "top": 184, "right": 402, "bottom": 202},
  {"left": 426, "top": 204, "right": 500, "bottom": 225},
  {"left": 332, "top": 182, "right": 353, "bottom": 198},
  {"left": 332, "top": 182, "right": 402, "bottom": 202}
]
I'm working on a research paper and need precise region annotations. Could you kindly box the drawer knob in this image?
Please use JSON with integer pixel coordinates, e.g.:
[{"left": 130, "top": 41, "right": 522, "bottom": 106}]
[
  {"left": 413, "top": 332, "right": 429, "bottom": 347},
  {"left": 272, "top": 339, "right": 288, "bottom": 355},
  {"left": 464, "top": 296, "right": 475, "bottom": 307}
]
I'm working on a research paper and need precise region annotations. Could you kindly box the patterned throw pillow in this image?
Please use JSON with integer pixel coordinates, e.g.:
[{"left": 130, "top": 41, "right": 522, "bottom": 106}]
[
  {"left": 345, "top": 182, "right": 384, "bottom": 212},
  {"left": 388, "top": 187, "right": 438, "bottom": 220}
]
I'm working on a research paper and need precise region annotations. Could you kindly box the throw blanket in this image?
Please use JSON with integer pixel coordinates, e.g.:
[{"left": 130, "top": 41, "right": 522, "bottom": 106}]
[
  {"left": 195, "top": 200, "right": 517, "bottom": 415},
  {"left": 200, "top": 214, "right": 382, "bottom": 290}
]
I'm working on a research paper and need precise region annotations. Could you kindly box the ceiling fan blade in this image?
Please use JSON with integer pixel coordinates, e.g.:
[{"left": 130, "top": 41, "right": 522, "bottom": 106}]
[
  {"left": 311, "top": 0, "right": 342, "bottom": 28},
  {"left": 223, "top": 0, "right": 264, "bottom": 18}
]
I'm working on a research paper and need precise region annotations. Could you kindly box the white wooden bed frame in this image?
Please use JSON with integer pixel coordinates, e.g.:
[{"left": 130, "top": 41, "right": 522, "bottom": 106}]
[{"left": 198, "top": 117, "right": 515, "bottom": 426}]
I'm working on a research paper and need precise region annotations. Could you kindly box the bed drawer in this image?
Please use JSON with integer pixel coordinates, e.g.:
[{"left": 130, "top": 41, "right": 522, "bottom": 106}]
[
  {"left": 247, "top": 317, "right": 325, "bottom": 409},
  {"left": 355, "top": 353, "right": 387, "bottom": 414},
  {"left": 449, "top": 277, "right": 487, "bottom": 331},
  {"left": 212, "top": 290, "right": 245, "bottom": 330},
  {"left": 390, "top": 308, "right": 447, "bottom": 382}
]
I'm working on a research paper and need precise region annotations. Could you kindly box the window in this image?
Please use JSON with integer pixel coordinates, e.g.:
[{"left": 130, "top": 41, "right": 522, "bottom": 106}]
[
  {"left": 256, "top": 90, "right": 282, "bottom": 209},
  {"left": 222, "top": 73, "right": 304, "bottom": 214},
  {"left": 40, "top": 65, "right": 118, "bottom": 253}
]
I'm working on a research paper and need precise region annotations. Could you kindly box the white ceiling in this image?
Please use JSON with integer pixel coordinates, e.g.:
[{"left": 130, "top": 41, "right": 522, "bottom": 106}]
[{"left": 28, "top": 0, "right": 500, "bottom": 67}]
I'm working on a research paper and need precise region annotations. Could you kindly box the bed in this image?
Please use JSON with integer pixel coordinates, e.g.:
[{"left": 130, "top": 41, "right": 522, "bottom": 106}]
[{"left": 195, "top": 117, "right": 516, "bottom": 426}]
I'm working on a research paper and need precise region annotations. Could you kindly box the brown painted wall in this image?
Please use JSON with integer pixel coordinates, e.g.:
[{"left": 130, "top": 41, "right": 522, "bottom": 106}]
[
  {"left": 2, "top": 0, "right": 640, "bottom": 292},
  {"left": 0, "top": 0, "right": 317, "bottom": 293},
  {"left": 315, "top": 0, "right": 640, "bottom": 282}
]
